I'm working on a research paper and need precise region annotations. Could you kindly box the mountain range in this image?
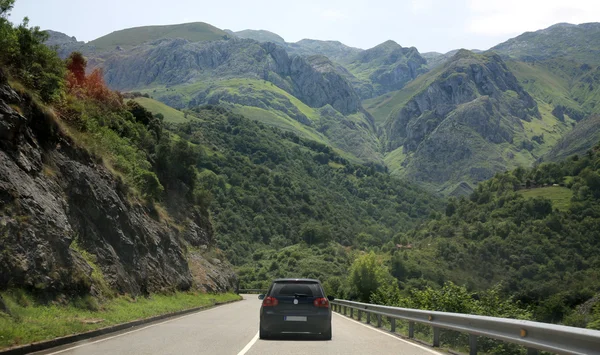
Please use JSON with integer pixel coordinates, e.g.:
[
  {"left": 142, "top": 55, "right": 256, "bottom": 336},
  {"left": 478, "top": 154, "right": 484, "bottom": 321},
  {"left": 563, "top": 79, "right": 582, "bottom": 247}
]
[{"left": 45, "top": 21, "right": 600, "bottom": 195}]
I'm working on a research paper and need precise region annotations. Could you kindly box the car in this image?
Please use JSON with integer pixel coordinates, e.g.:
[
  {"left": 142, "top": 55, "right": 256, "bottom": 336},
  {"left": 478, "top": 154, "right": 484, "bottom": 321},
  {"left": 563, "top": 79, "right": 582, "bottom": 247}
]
[{"left": 258, "top": 278, "right": 334, "bottom": 340}]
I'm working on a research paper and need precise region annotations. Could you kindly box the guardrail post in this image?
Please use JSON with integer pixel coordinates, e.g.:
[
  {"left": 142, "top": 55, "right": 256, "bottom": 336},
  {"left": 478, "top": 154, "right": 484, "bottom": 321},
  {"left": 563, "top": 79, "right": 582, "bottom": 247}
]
[
  {"left": 408, "top": 321, "right": 414, "bottom": 338},
  {"left": 358, "top": 309, "right": 362, "bottom": 321},
  {"left": 367, "top": 311, "right": 371, "bottom": 324},
  {"left": 377, "top": 314, "right": 381, "bottom": 328},
  {"left": 343, "top": 306, "right": 346, "bottom": 315},
  {"left": 390, "top": 317, "right": 396, "bottom": 332},
  {"left": 469, "top": 334, "right": 477, "bottom": 355},
  {"left": 527, "top": 349, "right": 539, "bottom": 355},
  {"left": 433, "top": 327, "right": 440, "bottom": 347},
  {"left": 350, "top": 307, "right": 353, "bottom": 318}
]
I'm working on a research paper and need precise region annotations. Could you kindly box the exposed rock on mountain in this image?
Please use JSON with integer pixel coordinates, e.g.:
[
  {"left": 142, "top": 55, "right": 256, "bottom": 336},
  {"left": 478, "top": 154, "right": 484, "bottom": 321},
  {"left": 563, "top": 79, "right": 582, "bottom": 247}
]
[
  {"left": 286, "top": 39, "right": 363, "bottom": 64},
  {"left": 345, "top": 40, "right": 428, "bottom": 99},
  {"left": 0, "top": 70, "right": 236, "bottom": 296},
  {"left": 492, "top": 22, "right": 600, "bottom": 65},
  {"left": 382, "top": 50, "right": 541, "bottom": 192},
  {"left": 101, "top": 38, "right": 361, "bottom": 115},
  {"left": 227, "top": 29, "right": 286, "bottom": 44}
]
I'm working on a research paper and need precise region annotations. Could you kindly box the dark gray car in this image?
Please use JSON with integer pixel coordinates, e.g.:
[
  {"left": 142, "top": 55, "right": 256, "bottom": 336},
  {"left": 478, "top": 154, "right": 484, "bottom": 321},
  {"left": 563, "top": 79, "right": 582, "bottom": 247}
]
[{"left": 258, "top": 278, "right": 334, "bottom": 340}]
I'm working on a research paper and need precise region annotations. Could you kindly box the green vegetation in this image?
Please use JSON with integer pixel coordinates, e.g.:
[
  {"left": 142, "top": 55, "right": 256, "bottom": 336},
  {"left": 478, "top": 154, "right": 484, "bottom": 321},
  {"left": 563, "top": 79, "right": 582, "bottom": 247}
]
[
  {"left": 0, "top": 290, "right": 240, "bottom": 349},
  {"left": 0, "top": 4, "right": 239, "bottom": 347},
  {"left": 233, "top": 29, "right": 285, "bottom": 44},
  {"left": 169, "top": 105, "right": 440, "bottom": 277},
  {"left": 130, "top": 96, "right": 188, "bottom": 123},
  {"left": 89, "top": 22, "right": 229, "bottom": 50},
  {"left": 146, "top": 78, "right": 382, "bottom": 163},
  {"left": 518, "top": 186, "right": 573, "bottom": 210},
  {"left": 0, "top": 0, "right": 64, "bottom": 102},
  {"left": 492, "top": 23, "right": 600, "bottom": 66}
]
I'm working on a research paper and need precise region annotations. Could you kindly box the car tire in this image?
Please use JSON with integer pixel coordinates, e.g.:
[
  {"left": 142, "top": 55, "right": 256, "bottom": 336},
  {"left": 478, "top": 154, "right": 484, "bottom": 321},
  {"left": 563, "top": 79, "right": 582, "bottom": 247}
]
[
  {"left": 259, "top": 324, "right": 269, "bottom": 340},
  {"left": 321, "top": 326, "right": 332, "bottom": 340}
]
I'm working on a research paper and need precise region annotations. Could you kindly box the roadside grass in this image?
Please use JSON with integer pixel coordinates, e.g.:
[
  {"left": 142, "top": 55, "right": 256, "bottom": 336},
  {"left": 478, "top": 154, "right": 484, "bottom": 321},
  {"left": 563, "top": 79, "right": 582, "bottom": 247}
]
[
  {"left": 0, "top": 290, "right": 241, "bottom": 349},
  {"left": 518, "top": 186, "right": 573, "bottom": 210}
]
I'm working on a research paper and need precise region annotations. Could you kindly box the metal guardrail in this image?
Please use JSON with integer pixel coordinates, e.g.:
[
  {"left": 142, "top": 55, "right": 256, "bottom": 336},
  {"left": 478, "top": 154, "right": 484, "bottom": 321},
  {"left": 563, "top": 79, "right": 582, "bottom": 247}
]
[
  {"left": 237, "top": 289, "right": 267, "bottom": 294},
  {"left": 331, "top": 299, "right": 600, "bottom": 355}
]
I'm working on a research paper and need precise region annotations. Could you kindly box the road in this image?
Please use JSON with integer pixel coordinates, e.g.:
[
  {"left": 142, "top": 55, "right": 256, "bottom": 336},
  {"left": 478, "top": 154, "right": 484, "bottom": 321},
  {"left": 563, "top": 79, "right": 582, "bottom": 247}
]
[{"left": 36, "top": 294, "right": 443, "bottom": 355}]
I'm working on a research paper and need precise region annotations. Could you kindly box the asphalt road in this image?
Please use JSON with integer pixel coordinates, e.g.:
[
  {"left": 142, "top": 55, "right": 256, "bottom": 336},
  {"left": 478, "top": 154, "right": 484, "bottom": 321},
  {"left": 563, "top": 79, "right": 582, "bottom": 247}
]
[{"left": 36, "top": 294, "right": 443, "bottom": 355}]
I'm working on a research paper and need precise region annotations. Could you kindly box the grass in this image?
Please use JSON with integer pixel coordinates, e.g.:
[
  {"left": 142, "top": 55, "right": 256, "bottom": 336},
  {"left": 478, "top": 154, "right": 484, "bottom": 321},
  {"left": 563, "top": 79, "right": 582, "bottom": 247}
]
[
  {"left": 383, "top": 146, "right": 407, "bottom": 176},
  {"left": 89, "top": 22, "right": 228, "bottom": 50},
  {"left": 129, "top": 97, "right": 189, "bottom": 123},
  {"left": 518, "top": 186, "right": 573, "bottom": 210},
  {"left": 0, "top": 290, "right": 241, "bottom": 349}
]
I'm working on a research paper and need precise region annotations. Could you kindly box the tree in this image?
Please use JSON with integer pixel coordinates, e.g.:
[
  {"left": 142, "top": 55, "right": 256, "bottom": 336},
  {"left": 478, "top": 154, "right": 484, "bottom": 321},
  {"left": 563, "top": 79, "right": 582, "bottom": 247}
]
[
  {"left": 0, "top": 0, "right": 14, "bottom": 19},
  {"left": 349, "top": 252, "right": 391, "bottom": 302},
  {"left": 66, "top": 51, "right": 87, "bottom": 87}
]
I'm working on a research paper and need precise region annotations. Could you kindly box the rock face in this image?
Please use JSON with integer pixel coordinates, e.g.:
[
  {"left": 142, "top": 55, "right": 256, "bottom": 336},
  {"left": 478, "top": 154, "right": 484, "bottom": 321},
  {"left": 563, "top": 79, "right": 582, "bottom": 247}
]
[
  {"left": 285, "top": 39, "right": 363, "bottom": 64},
  {"left": 492, "top": 22, "right": 600, "bottom": 65},
  {"left": 385, "top": 50, "right": 537, "bottom": 152},
  {"left": 100, "top": 38, "right": 361, "bottom": 115},
  {"left": 345, "top": 40, "right": 429, "bottom": 99},
  {"left": 0, "top": 70, "right": 236, "bottom": 296},
  {"left": 383, "top": 50, "right": 540, "bottom": 192}
]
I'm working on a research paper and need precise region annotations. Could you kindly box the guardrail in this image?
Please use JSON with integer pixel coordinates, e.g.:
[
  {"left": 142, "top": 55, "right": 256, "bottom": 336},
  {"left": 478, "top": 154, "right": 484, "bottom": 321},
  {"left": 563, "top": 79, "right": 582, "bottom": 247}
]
[
  {"left": 237, "top": 289, "right": 267, "bottom": 294},
  {"left": 330, "top": 299, "right": 600, "bottom": 355}
]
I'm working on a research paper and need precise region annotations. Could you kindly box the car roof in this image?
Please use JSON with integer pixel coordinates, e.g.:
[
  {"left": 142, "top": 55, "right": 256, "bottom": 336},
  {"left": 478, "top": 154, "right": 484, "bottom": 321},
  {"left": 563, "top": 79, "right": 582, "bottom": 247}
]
[{"left": 272, "top": 278, "right": 321, "bottom": 283}]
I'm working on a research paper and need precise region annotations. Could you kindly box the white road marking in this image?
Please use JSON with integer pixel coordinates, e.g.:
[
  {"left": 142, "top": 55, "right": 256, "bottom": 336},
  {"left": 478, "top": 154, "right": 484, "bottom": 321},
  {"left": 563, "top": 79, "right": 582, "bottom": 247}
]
[
  {"left": 43, "top": 303, "right": 233, "bottom": 355},
  {"left": 236, "top": 331, "right": 259, "bottom": 355},
  {"left": 334, "top": 312, "right": 444, "bottom": 355}
]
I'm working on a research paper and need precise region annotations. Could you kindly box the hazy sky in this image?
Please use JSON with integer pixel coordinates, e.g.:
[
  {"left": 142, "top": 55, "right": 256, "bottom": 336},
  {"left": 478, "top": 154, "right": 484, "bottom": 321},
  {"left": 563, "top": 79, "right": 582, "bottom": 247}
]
[{"left": 9, "top": 0, "right": 600, "bottom": 53}]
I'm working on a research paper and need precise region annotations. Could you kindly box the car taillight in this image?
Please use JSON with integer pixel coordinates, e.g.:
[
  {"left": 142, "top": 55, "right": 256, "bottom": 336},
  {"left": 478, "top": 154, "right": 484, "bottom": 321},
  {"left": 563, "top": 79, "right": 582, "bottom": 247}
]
[
  {"left": 262, "top": 296, "right": 279, "bottom": 307},
  {"left": 313, "top": 297, "right": 329, "bottom": 308}
]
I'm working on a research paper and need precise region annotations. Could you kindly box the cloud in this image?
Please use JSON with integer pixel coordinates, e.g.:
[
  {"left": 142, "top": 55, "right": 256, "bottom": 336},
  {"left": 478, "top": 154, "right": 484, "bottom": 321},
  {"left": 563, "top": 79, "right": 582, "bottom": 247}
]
[{"left": 467, "top": 0, "right": 600, "bottom": 36}]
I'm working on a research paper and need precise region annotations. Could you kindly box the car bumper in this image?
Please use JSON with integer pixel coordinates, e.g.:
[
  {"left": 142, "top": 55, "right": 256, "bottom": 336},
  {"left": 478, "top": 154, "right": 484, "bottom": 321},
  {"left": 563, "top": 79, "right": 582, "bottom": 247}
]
[{"left": 261, "top": 313, "right": 331, "bottom": 334}]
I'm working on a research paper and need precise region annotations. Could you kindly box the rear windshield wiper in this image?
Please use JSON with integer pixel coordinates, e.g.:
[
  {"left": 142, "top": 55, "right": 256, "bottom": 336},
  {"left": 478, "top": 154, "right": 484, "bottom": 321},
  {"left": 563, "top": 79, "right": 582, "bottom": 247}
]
[{"left": 293, "top": 293, "right": 309, "bottom": 297}]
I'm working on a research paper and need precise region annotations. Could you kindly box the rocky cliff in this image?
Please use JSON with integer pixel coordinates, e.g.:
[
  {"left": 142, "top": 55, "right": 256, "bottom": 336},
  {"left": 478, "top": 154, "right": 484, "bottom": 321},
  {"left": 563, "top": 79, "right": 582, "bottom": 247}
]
[
  {"left": 345, "top": 40, "right": 428, "bottom": 99},
  {"left": 0, "top": 70, "right": 236, "bottom": 297},
  {"left": 99, "top": 38, "right": 361, "bottom": 115},
  {"left": 382, "top": 50, "right": 541, "bottom": 193}
]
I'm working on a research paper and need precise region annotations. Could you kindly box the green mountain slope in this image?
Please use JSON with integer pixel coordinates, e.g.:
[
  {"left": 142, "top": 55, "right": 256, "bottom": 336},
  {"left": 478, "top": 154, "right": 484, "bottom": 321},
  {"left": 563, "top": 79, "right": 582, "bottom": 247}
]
[
  {"left": 344, "top": 40, "right": 428, "bottom": 99},
  {"left": 165, "top": 106, "right": 440, "bottom": 275},
  {"left": 89, "top": 22, "right": 230, "bottom": 50},
  {"left": 543, "top": 115, "right": 600, "bottom": 162},
  {"left": 373, "top": 50, "right": 570, "bottom": 194},
  {"left": 286, "top": 39, "right": 363, "bottom": 64},
  {"left": 229, "top": 29, "right": 286, "bottom": 44},
  {"left": 391, "top": 147, "right": 600, "bottom": 325},
  {"left": 96, "top": 37, "right": 382, "bottom": 163},
  {"left": 492, "top": 22, "right": 600, "bottom": 65},
  {"left": 129, "top": 96, "right": 188, "bottom": 123}
]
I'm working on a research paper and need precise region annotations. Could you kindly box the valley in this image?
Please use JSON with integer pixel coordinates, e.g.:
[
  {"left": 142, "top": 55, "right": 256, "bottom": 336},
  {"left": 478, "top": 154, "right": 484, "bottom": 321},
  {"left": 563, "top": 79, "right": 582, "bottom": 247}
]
[{"left": 2, "top": 1, "right": 600, "bottom": 350}]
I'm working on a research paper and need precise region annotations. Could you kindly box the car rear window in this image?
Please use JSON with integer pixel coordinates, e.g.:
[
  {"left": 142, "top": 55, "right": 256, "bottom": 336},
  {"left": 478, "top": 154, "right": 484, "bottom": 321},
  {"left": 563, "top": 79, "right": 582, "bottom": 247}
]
[{"left": 270, "top": 282, "right": 323, "bottom": 297}]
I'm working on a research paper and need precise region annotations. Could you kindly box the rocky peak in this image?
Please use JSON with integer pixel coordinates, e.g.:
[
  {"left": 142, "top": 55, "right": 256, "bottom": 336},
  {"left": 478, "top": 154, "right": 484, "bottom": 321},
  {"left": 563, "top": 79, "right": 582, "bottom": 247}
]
[{"left": 385, "top": 50, "right": 538, "bottom": 152}]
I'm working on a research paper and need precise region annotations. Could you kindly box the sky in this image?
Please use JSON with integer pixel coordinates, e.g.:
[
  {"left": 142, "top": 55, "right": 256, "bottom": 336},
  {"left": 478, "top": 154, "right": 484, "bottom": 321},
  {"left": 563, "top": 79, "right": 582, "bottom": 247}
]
[{"left": 9, "top": 0, "right": 600, "bottom": 53}]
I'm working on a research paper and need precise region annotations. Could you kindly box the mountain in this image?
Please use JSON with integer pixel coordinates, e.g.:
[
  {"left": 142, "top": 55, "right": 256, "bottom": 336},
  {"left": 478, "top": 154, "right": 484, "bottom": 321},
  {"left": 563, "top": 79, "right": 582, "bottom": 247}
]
[
  {"left": 45, "top": 21, "right": 600, "bottom": 195},
  {"left": 492, "top": 22, "right": 600, "bottom": 65},
  {"left": 227, "top": 29, "right": 286, "bottom": 44},
  {"left": 285, "top": 39, "right": 363, "bottom": 63},
  {"left": 344, "top": 40, "right": 428, "bottom": 99},
  {"left": 543, "top": 115, "right": 600, "bottom": 162},
  {"left": 81, "top": 36, "right": 381, "bottom": 163},
  {"left": 89, "top": 22, "right": 231, "bottom": 50},
  {"left": 373, "top": 50, "right": 558, "bottom": 194}
]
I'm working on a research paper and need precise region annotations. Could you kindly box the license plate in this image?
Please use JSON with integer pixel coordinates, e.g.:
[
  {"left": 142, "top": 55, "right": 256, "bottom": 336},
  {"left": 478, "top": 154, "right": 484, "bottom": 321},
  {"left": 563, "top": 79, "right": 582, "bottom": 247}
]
[{"left": 285, "top": 316, "right": 307, "bottom": 322}]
